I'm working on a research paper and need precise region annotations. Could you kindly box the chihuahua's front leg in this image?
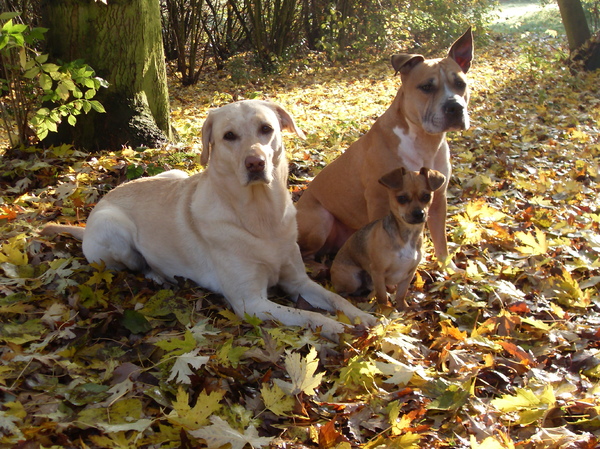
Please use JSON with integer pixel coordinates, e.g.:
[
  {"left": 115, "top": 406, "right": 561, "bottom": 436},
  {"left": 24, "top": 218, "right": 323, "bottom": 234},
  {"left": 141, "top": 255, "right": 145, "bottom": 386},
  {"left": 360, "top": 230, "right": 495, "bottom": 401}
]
[{"left": 371, "top": 270, "right": 390, "bottom": 307}]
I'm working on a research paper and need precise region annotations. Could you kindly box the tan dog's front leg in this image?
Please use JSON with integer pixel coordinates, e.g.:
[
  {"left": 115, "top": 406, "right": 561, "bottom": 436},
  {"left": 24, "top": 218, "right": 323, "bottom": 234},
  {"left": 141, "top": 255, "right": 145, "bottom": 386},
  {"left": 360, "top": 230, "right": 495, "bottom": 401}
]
[
  {"left": 427, "top": 190, "right": 449, "bottom": 263},
  {"left": 330, "top": 261, "right": 363, "bottom": 297},
  {"left": 296, "top": 192, "right": 335, "bottom": 261},
  {"left": 365, "top": 182, "right": 391, "bottom": 222}
]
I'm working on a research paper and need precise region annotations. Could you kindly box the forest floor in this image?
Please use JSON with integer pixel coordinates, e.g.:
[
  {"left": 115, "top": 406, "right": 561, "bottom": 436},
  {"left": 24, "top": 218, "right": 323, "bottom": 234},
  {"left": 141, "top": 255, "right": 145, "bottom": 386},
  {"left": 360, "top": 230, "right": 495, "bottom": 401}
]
[{"left": 2, "top": 2, "right": 600, "bottom": 449}]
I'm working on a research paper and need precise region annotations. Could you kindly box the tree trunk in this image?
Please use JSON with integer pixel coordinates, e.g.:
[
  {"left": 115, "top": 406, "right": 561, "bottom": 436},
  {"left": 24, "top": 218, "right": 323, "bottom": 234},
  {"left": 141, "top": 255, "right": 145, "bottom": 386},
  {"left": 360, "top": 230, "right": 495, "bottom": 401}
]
[
  {"left": 40, "top": 0, "right": 172, "bottom": 150},
  {"left": 557, "top": 0, "right": 591, "bottom": 51}
]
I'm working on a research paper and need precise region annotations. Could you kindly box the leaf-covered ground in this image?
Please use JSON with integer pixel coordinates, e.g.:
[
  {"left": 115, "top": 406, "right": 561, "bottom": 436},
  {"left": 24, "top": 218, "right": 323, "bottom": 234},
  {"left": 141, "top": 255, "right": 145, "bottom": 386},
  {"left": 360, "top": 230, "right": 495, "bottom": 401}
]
[{"left": 2, "top": 16, "right": 600, "bottom": 449}]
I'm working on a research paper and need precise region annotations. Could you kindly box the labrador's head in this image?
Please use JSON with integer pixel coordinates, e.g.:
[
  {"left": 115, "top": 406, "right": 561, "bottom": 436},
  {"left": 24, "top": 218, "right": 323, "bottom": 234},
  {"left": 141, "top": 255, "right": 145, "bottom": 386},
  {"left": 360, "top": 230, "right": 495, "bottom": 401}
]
[{"left": 201, "top": 100, "right": 305, "bottom": 187}]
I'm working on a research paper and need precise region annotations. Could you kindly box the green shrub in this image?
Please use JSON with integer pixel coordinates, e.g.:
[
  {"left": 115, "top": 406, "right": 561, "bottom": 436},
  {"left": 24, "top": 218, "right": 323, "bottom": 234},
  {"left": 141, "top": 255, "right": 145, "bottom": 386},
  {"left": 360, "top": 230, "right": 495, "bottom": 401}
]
[{"left": 0, "top": 12, "right": 107, "bottom": 148}]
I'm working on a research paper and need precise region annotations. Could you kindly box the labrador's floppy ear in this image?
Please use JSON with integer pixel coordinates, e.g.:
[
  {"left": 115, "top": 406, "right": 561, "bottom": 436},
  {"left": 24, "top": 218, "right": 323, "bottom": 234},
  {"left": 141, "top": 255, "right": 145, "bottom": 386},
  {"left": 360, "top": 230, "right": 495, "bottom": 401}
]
[
  {"left": 420, "top": 167, "right": 446, "bottom": 192},
  {"left": 200, "top": 110, "right": 214, "bottom": 166},
  {"left": 267, "top": 102, "right": 306, "bottom": 139},
  {"left": 379, "top": 167, "right": 407, "bottom": 190}
]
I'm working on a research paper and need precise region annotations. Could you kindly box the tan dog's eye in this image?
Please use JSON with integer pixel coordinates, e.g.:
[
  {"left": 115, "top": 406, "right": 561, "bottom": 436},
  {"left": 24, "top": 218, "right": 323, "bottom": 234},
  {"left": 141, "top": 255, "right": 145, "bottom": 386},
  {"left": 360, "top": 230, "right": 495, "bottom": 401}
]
[
  {"left": 455, "top": 79, "right": 467, "bottom": 90},
  {"left": 223, "top": 131, "right": 237, "bottom": 141},
  {"left": 396, "top": 195, "right": 409, "bottom": 204},
  {"left": 421, "top": 193, "right": 431, "bottom": 202},
  {"left": 418, "top": 82, "right": 435, "bottom": 93},
  {"left": 260, "top": 124, "right": 274, "bottom": 135}
]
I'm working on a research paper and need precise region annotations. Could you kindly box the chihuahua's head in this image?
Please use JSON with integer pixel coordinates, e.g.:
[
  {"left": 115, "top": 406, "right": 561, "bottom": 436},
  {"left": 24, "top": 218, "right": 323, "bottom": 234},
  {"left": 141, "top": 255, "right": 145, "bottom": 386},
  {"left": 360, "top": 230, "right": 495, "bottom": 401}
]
[{"left": 379, "top": 167, "right": 446, "bottom": 225}]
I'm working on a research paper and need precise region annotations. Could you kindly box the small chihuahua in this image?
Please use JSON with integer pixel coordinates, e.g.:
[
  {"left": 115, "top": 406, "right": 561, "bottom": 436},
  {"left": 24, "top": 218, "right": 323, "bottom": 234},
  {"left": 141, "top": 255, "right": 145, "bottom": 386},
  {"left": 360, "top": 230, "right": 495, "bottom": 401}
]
[{"left": 330, "top": 167, "right": 446, "bottom": 310}]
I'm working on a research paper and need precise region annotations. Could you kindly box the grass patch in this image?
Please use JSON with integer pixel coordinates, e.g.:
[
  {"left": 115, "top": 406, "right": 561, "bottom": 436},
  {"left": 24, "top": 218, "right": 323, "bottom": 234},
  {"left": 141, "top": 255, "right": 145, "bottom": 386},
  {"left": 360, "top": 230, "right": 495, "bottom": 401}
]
[{"left": 490, "top": 0, "right": 565, "bottom": 35}]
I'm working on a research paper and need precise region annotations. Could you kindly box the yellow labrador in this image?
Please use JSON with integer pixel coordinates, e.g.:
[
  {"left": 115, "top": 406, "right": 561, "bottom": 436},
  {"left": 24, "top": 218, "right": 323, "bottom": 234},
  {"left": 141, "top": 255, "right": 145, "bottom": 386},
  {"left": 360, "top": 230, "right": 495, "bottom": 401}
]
[{"left": 42, "top": 100, "right": 376, "bottom": 340}]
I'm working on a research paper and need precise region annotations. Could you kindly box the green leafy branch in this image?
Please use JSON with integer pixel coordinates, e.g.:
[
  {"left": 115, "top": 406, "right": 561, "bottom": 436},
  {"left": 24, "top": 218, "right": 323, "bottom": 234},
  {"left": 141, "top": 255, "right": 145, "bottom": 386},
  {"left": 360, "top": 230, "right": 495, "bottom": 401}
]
[{"left": 0, "top": 12, "right": 107, "bottom": 147}]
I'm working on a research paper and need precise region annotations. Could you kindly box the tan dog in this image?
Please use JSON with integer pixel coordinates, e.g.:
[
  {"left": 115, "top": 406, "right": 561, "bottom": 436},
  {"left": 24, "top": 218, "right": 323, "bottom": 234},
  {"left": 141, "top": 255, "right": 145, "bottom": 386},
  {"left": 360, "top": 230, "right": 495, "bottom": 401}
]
[
  {"left": 330, "top": 167, "right": 445, "bottom": 310},
  {"left": 42, "top": 100, "right": 376, "bottom": 340},
  {"left": 296, "top": 28, "right": 473, "bottom": 267}
]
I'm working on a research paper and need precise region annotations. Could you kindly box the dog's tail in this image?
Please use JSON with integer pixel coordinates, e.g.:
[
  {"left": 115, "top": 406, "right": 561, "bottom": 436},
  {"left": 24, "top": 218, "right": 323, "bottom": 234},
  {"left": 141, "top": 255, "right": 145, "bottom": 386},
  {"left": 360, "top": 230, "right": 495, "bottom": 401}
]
[{"left": 40, "top": 223, "right": 86, "bottom": 241}]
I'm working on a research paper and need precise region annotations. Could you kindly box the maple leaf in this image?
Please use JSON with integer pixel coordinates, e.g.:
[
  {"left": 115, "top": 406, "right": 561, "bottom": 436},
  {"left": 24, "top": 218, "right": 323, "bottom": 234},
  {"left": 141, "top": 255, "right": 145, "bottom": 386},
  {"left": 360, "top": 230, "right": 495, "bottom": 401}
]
[
  {"left": 275, "top": 347, "right": 324, "bottom": 396},
  {"left": 469, "top": 435, "right": 515, "bottom": 449},
  {"left": 319, "top": 418, "right": 351, "bottom": 449},
  {"left": 167, "top": 387, "right": 224, "bottom": 430},
  {"left": 167, "top": 348, "right": 210, "bottom": 384},
  {"left": 375, "top": 352, "right": 415, "bottom": 387},
  {"left": 85, "top": 261, "right": 114, "bottom": 286},
  {"left": 189, "top": 415, "right": 273, "bottom": 449},
  {"left": 491, "top": 385, "right": 555, "bottom": 425},
  {"left": 260, "top": 382, "right": 295, "bottom": 416},
  {"left": 515, "top": 228, "right": 548, "bottom": 255},
  {"left": 155, "top": 330, "right": 197, "bottom": 356},
  {"left": 216, "top": 338, "right": 248, "bottom": 368},
  {"left": 0, "top": 234, "right": 28, "bottom": 265}
]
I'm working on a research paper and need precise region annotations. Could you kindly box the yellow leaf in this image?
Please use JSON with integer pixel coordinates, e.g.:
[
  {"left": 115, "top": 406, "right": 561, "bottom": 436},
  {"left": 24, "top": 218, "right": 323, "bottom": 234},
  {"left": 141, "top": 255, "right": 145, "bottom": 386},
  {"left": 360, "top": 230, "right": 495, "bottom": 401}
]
[
  {"left": 167, "top": 387, "right": 224, "bottom": 430},
  {"left": 86, "top": 262, "right": 113, "bottom": 286},
  {"left": 0, "top": 234, "right": 28, "bottom": 265},
  {"left": 470, "top": 435, "right": 515, "bottom": 449},
  {"left": 465, "top": 199, "right": 507, "bottom": 222},
  {"left": 337, "top": 355, "right": 379, "bottom": 392},
  {"left": 440, "top": 321, "right": 466, "bottom": 341},
  {"left": 515, "top": 228, "right": 548, "bottom": 256},
  {"left": 275, "top": 346, "right": 324, "bottom": 396},
  {"left": 261, "top": 383, "right": 295, "bottom": 416},
  {"left": 216, "top": 338, "right": 247, "bottom": 368},
  {"left": 491, "top": 385, "right": 555, "bottom": 425}
]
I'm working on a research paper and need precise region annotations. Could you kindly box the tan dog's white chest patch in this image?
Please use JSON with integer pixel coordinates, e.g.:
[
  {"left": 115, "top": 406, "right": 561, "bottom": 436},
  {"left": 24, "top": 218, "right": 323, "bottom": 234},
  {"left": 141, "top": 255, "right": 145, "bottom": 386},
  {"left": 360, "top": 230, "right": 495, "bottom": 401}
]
[{"left": 393, "top": 126, "right": 426, "bottom": 171}]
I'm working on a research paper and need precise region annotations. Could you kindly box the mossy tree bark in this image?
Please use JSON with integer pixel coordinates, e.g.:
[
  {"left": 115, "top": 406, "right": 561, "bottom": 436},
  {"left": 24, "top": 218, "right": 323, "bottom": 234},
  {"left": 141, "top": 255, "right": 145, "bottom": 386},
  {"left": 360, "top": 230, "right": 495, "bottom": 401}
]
[{"left": 40, "top": 0, "right": 172, "bottom": 150}]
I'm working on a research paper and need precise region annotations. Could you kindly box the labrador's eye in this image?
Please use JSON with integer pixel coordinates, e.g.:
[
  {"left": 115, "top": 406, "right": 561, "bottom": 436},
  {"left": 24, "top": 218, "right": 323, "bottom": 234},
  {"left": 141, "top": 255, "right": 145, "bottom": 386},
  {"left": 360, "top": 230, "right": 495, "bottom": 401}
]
[
  {"left": 223, "top": 131, "right": 237, "bottom": 141},
  {"left": 260, "top": 124, "right": 274, "bottom": 135}
]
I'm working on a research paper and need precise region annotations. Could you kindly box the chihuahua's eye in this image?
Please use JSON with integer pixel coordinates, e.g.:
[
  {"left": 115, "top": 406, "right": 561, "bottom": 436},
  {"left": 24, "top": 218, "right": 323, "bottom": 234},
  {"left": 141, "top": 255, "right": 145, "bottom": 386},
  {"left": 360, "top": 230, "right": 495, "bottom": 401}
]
[
  {"left": 396, "top": 195, "right": 409, "bottom": 205},
  {"left": 421, "top": 193, "right": 432, "bottom": 203},
  {"left": 223, "top": 131, "right": 237, "bottom": 141},
  {"left": 260, "top": 124, "right": 274, "bottom": 135}
]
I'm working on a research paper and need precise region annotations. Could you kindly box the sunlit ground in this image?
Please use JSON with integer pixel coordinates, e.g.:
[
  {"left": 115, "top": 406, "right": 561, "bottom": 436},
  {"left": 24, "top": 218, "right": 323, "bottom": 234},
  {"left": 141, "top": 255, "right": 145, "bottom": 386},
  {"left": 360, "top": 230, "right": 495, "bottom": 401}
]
[
  {"left": 490, "top": 0, "right": 564, "bottom": 34},
  {"left": 0, "top": 0, "right": 565, "bottom": 153}
]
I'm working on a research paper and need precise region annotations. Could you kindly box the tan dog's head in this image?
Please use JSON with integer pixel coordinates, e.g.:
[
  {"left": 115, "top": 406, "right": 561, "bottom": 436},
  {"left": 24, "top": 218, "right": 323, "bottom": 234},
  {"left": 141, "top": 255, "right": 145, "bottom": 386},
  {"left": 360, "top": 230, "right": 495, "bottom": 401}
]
[
  {"left": 201, "top": 100, "right": 305, "bottom": 186},
  {"left": 390, "top": 27, "right": 473, "bottom": 134},
  {"left": 379, "top": 167, "right": 446, "bottom": 225}
]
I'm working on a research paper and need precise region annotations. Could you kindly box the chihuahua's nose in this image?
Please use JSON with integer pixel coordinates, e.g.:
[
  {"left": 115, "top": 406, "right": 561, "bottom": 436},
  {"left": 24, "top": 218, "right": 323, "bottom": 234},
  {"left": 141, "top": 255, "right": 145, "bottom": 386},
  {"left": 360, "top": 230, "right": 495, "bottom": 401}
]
[
  {"left": 411, "top": 209, "right": 425, "bottom": 223},
  {"left": 245, "top": 155, "right": 265, "bottom": 173}
]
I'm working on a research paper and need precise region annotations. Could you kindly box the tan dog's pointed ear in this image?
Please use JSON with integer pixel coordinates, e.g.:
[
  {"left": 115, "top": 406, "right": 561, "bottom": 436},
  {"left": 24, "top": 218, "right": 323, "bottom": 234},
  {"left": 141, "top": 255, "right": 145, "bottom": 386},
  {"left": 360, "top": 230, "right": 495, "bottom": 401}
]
[
  {"left": 201, "top": 110, "right": 214, "bottom": 166},
  {"left": 379, "top": 167, "right": 407, "bottom": 189},
  {"left": 448, "top": 26, "right": 474, "bottom": 73},
  {"left": 420, "top": 167, "right": 446, "bottom": 191},
  {"left": 269, "top": 102, "right": 306, "bottom": 140},
  {"left": 391, "top": 54, "right": 425, "bottom": 75}
]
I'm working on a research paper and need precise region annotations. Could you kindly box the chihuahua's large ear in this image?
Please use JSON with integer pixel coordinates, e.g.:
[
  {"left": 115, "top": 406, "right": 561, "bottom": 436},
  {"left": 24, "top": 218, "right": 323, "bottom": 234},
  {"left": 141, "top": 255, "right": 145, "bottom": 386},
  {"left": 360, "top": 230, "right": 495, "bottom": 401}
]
[
  {"left": 391, "top": 54, "right": 425, "bottom": 75},
  {"left": 379, "top": 167, "right": 407, "bottom": 189},
  {"left": 201, "top": 110, "right": 214, "bottom": 166},
  {"left": 268, "top": 102, "right": 306, "bottom": 139},
  {"left": 448, "top": 27, "right": 473, "bottom": 73},
  {"left": 420, "top": 167, "right": 446, "bottom": 191}
]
